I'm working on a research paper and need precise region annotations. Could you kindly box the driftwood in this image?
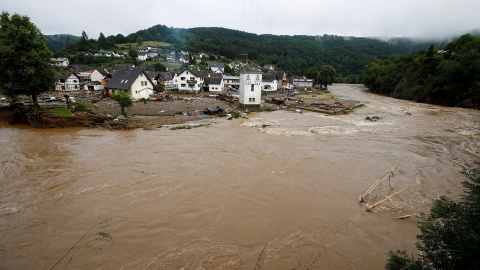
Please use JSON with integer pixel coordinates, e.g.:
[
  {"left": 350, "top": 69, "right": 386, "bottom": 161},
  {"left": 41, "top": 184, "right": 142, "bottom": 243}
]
[
  {"left": 394, "top": 215, "right": 412, "bottom": 219},
  {"left": 366, "top": 186, "right": 410, "bottom": 211},
  {"left": 360, "top": 159, "right": 405, "bottom": 203}
]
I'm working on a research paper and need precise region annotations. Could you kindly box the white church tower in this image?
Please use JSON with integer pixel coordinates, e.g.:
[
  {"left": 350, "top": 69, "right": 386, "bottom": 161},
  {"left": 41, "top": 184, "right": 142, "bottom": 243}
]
[{"left": 239, "top": 67, "right": 262, "bottom": 109}]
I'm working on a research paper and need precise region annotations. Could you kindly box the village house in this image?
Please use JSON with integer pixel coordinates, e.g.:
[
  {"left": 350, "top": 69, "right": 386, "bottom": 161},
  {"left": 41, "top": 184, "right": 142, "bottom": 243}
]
[
  {"left": 261, "top": 73, "right": 279, "bottom": 92},
  {"left": 165, "top": 51, "right": 176, "bottom": 62},
  {"left": 294, "top": 78, "right": 314, "bottom": 89},
  {"left": 239, "top": 67, "right": 262, "bottom": 108},
  {"left": 51, "top": 58, "right": 69, "bottom": 67},
  {"left": 55, "top": 72, "right": 81, "bottom": 91},
  {"left": 105, "top": 68, "right": 155, "bottom": 101},
  {"left": 174, "top": 68, "right": 205, "bottom": 93},
  {"left": 96, "top": 50, "right": 121, "bottom": 57},
  {"left": 84, "top": 81, "right": 104, "bottom": 91},
  {"left": 156, "top": 72, "right": 175, "bottom": 91},
  {"left": 207, "top": 62, "right": 225, "bottom": 73},
  {"left": 204, "top": 77, "right": 224, "bottom": 92},
  {"left": 136, "top": 47, "right": 149, "bottom": 53},
  {"left": 223, "top": 75, "right": 240, "bottom": 91},
  {"left": 137, "top": 52, "right": 148, "bottom": 61}
]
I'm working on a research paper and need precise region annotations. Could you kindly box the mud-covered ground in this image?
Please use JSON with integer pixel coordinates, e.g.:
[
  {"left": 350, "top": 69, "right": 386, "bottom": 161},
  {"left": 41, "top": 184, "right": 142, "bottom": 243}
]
[{"left": 0, "top": 89, "right": 360, "bottom": 129}]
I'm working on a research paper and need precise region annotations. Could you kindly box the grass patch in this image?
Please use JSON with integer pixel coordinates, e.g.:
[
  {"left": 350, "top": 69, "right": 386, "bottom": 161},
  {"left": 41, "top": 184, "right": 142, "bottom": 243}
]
[{"left": 51, "top": 107, "right": 72, "bottom": 117}]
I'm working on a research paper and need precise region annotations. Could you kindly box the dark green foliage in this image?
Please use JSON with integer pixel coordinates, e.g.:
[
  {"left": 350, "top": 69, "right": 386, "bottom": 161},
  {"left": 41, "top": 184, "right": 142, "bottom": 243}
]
[
  {"left": 0, "top": 12, "right": 57, "bottom": 108},
  {"left": 385, "top": 250, "right": 423, "bottom": 270},
  {"left": 128, "top": 47, "right": 138, "bottom": 58},
  {"left": 363, "top": 34, "right": 480, "bottom": 108},
  {"left": 386, "top": 168, "right": 480, "bottom": 270},
  {"left": 46, "top": 34, "right": 80, "bottom": 52},
  {"left": 112, "top": 91, "right": 133, "bottom": 115},
  {"left": 153, "top": 63, "right": 166, "bottom": 72},
  {"left": 319, "top": 65, "right": 336, "bottom": 89}
]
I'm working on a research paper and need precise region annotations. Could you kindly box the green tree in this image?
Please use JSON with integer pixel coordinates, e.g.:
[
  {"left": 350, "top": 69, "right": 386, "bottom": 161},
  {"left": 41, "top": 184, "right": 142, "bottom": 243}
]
[
  {"left": 112, "top": 91, "right": 133, "bottom": 115},
  {"left": 318, "top": 65, "right": 336, "bottom": 89},
  {"left": 0, "top": 12, "right": 56, "bottom": 108},
  {"left": 385, "top": 168, "right": 480, "bottom": 270},
  {"left": 153, "top": 63, "right": 166, "bottom": 72},
  {"left": 78, "top": 30, "right": 89, "bottom": 51},
  {"left": 136, "top": 36, "right": 143, "bottom": 46},
  {"left": 128, "top": 46, "right": 138, "bottom": 58},
  {"left": 305, "top": 66, "right": 319, "bottom": 83},
  {"left": 98, "top": 32, "right": 107, "bottom": 49}
]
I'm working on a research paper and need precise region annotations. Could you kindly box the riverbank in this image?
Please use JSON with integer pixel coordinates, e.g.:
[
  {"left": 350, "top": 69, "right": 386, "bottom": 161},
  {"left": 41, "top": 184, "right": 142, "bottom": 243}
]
[{"left": 0, "top": 88, "right": 362, "bottom": 129}]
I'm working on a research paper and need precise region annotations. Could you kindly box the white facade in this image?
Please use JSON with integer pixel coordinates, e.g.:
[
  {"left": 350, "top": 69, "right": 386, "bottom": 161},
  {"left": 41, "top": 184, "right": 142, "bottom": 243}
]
[
  {"left": 137, "top": 52, "right": 147, "bottom": 61},
  {"left": 175, "top": 69, "right": 204, "bottom": 93},
  {"left": 51, "top": 58, "right": 69, "bottom": 67},
  {"left": 239, "top": 68, "right": 262, "bottom": 107},
  {"left": 56, "top": 73, "right": 81, "bottom": 91},
  {"left": 129, "top": 73, "right": 154, "bottom": 100},
  {"left": 90, "top": 70, "right": 104, "bottom": 82},
  {"left": 262, "top": 79, "right": 278, "bottom": 92}
]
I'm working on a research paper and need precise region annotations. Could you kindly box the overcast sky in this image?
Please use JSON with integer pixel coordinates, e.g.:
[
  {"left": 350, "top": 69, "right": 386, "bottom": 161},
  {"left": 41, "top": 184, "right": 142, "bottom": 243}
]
[{"left": 2, "top": 0, "right": 479, "bottom": 40}]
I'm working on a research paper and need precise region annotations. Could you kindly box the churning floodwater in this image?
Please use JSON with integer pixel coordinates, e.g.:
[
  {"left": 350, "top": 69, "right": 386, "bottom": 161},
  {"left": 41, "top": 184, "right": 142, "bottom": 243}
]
[{"left": 1, "top": 84, "right": 479, "bottom": 269}]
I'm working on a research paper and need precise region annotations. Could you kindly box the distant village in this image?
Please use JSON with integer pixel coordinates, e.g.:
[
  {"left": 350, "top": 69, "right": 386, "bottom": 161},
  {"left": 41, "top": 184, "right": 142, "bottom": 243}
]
[{"left": 51, "top": 45, "right": 315, "bottom": 107}]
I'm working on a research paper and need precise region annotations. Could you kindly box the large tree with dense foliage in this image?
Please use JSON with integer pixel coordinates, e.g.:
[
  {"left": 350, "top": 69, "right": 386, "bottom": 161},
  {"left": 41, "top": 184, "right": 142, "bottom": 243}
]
[
  {"left": 318, "top": 65, "right": 336, "bottom": 89},
  {"left": 385, "top": 168, "right": 480, "bottom": 270},
  {"left": 0, "top": 12, "right": 56, "bottom": 107}
]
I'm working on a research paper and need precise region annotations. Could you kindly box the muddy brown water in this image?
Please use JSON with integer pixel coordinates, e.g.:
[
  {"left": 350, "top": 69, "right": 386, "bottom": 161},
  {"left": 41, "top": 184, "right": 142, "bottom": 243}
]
[{"left": 1, "top": 84, "right": 479, "bottom": 269}]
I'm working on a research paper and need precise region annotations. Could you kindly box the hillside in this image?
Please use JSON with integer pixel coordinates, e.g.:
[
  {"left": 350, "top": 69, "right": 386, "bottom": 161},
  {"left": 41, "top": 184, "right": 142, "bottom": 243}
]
[
  {"left": 46, "top": 34, "right": 80, "bottom": 52},
  {"left": 363, "top": 34, "right": 480, "bottom": 108},
  {"left": 48, "top": 25, "right": 466, "bottom": 82}
]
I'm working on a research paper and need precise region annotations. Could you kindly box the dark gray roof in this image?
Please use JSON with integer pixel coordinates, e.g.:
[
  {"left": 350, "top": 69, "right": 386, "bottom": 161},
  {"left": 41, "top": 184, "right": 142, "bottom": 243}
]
[
  {"left": 183, "top": 68, "right": 205, "bottom": 78},
  {"left": 105, "top": 68, "right": 151, "bottom": 90},
  {"left": 158, "top": 72, "right": 173, "bottom": 81},
  {"left": 262, "top": 73, "right": 277, "bottom": 82},
  {"left": 240, "top": 66, "right": 262, "bottom": 74},
  {"left": 71, "top": 65, "right": 94, "bottom": 73},
  {"left": 207, "top": 62, "right": 225, "bottom": 68},
  {"left": 204, "top": 77, "right": 223, "bottom": 85}
]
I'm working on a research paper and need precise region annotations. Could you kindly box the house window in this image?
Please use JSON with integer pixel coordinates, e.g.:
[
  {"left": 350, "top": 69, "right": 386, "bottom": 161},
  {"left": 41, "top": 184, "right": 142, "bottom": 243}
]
[
  {"left": 140, "top": 73, "right": 143, "bottom": 77},
  {"left": 251, "top": 84, "right": 254, "bottom": 91},
  {"left": 249, "top": 98, "right": 255, "bottom": 102},
  {"left": 181, "top": 84, "right": 186, "bottom": 87},
  {"left": 181, "top": 77, "right": 185, "bottom": 81}
]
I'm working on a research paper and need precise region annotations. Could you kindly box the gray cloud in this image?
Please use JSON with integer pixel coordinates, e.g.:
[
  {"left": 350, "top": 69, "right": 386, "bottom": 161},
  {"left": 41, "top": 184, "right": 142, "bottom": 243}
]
[{"left": 2, "top": 0, "right": 479, "bottom": 39}]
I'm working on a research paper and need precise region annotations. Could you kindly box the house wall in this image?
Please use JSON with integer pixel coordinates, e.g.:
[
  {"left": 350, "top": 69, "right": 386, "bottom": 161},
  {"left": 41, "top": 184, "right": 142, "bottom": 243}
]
[
  {"left": 90, "top": 70, "right": 104, "bottom": 82},
  {"left": 176, "top": 70, "right": 203, "bottom": 93},
  {"left": 239, "top": 72, "right": 262, "bottom": 106},
  {"left": 129, "top": 73, "right": 154, "bottom": 100},
  {"left": 208, "top": 82, "right": 224, "bottom": 92},
  {"left": 262, "top": 80, "right": 278, "bottom": 91},
  {"left": 56, "top": 74, "right": 81, "bottom": 91}
]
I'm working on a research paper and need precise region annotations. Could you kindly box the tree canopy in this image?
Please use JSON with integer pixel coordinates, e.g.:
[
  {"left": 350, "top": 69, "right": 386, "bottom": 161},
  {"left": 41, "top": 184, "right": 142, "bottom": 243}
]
[
  {"left": 363, "top": 34, "right": 480, "bottom": 108},
  {"left": 385, "top": 168, "right": 480, "bottom": 270},
  {"left": 318, "top": 65, "right": 336, "bottom": 89},
  {"left": 0, "top": 12, "right": 56, "bottom": 107},
  {"left": 112, "top": 91, "right": 133, "bottom": 115}
]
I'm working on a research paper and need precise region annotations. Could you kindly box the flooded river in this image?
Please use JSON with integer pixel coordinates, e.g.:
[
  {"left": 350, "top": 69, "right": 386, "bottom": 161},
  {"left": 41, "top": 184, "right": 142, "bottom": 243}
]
[{"left": 1, "top": 84, "right": 479, "bottom": 269}]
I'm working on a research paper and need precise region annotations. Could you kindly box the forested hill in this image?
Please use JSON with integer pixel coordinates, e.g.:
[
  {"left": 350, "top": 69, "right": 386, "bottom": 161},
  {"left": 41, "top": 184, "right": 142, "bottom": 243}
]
[
  {"left": 45, "top": 34, "right": 80, "bottom": 52},
  {"left": 124, "top": 25, "right": 453, "bottom": 83},
  {"left": 363, "top": 34, "right": 480, "bottom": 108},
  {"left": 47, "top": 25, "right": 459, "bottom": 82}
]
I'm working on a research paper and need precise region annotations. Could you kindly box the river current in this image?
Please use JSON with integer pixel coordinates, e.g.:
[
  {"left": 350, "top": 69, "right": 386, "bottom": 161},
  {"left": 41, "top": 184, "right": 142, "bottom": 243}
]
[{"left": 1, "top": 84, "right": 479, "bottom": 269}]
